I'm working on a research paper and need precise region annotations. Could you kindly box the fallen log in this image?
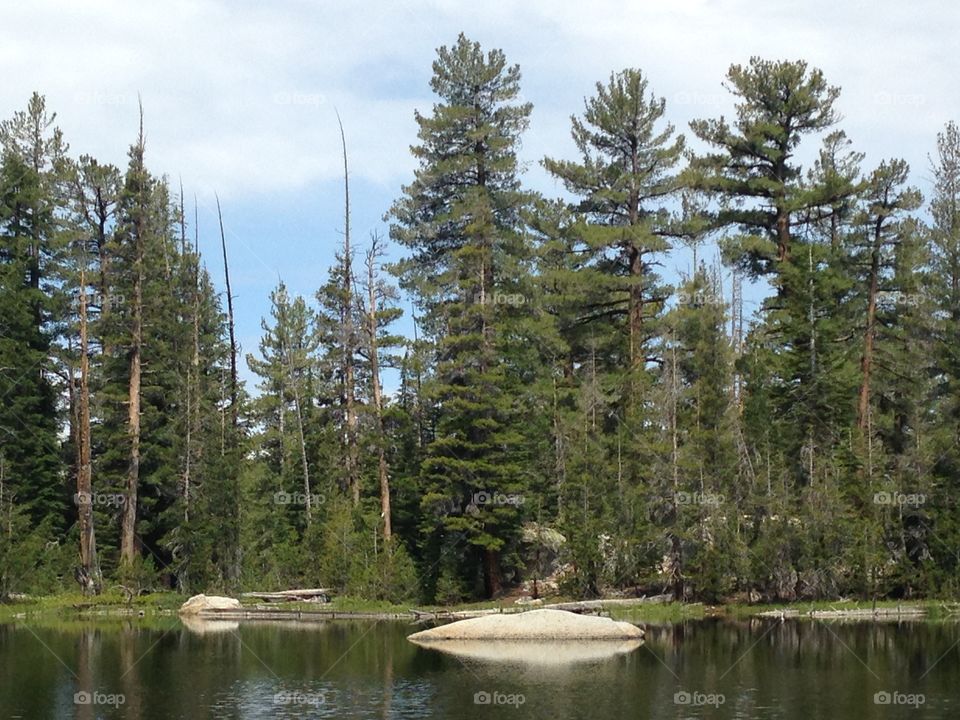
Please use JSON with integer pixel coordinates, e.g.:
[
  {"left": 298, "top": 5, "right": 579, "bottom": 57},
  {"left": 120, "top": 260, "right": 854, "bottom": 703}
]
[
  {"left": 542, "top": 596, "right": 672, "bottom": 612},
  {"left": 808, "top": 606, "right": 926, "bottom": 619},
  {"left": 409, "top": 596, "right": 671, "bottom": 622},
  {"left": 756, "top": 605, "right": 926, "bottom": 620},
  {"left": 411, "top": 608, "right": 505, "bottom": 621},
  {"left": 240, "top": 588, "right": 332, "bottom": 603},
  {"left": 194, "top": 607, "right": 409, "bottom": 621}
]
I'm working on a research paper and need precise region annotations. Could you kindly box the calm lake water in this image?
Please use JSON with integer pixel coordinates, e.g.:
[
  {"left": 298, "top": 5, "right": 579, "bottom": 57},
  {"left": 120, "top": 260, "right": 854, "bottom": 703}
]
[{"left": 1, "top": 615, "right": 957, "bottom": 718}]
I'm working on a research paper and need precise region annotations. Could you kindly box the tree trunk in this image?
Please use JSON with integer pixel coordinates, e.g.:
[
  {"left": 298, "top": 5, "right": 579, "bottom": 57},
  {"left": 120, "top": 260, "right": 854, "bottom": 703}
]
[
  {"left": 121, "top": 220, "right": 142, "bottom": 565},
  {"left": 628, "top": 244, "right": 644, "bottom": 372},
  {"left": 291, "top": 382, "right": 312, "bottom": 525},
  {"left": 183, "top": 197, "right": 201, "bottom": 523},
  {"left": 366, "top": 238, "right": 392, "bottom": 541},
  {"left": 121, "top": 112, "right": 145, "bottom": 566},
  {"left": 482, "top": 547, "right": 502, "bottom": 598},
  {"left": 776, "top": 210, "right": 791, "bottom": 263},
  {"left": 336, "top": 111, "right": 360, "bottom": 505},
  {"left": 216, "top": 196, "right": 238, "bottom": 428},
  {"left": 626, "top": 152, "right": 645, "bottom": 385},
  {"left": 857, "top": 218, "right": 883, "bottom": 432},
  {"left": 77, "top": 263, "right": 99, "bottom": 591}
]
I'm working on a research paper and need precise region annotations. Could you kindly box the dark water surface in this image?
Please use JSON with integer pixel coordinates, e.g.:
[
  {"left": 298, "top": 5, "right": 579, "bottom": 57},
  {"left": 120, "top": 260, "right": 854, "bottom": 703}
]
[{"left": 1, "top": 616, "right": 957, "bottom": 718}]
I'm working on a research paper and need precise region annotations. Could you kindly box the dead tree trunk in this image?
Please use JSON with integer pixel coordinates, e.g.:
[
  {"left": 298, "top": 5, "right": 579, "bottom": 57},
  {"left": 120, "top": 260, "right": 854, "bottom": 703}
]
[
  {"left": 120, "top": 110, "right": 146, "bottom": 566},
  {"left": 857, "top": 217, "right": 884, "bottom": 433},
  {"left": 180, "top": 194, "right": 203, "bottom": 524},
  {"left": 336, "top": 111, "right": 360, "bottom": 505},
  {"left": 77, "top": 260, "right": 99, "bottom": 591},
  {"left": 365, "top": 235, "right": 392, "bottom": 541},
  {"left": 216, "top": 195, "right": 238, "bottom": 429},
  {"left": 71, "top": 160, "right": 116, "bottom": 591},
  {"left": 291, "top": 380, "right": 312, "bottom": 525}
]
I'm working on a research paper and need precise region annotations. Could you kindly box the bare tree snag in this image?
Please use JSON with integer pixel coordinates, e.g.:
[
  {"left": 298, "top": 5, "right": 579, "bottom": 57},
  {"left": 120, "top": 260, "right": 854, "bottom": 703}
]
[
  {"left": 336, "top": 110, "right": 360, "bottom": 505},
  {"left": 216, "top": 194, "right": 239, "bottom": 429},
  {"left": 365, "top": 235, "right": 392, "bottom": 541},
  {"left": 120, "top": 105, "right": 145, "bottom": 565}
]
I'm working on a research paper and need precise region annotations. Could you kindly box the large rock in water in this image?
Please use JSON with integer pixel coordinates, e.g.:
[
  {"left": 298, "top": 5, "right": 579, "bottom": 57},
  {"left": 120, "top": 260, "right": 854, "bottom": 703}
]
[
  {"left": 407, "top": 609, "right": 643, "bottom": 642},
  {"left": 178, "top": 593, "right": 241, "bottom": 615}
]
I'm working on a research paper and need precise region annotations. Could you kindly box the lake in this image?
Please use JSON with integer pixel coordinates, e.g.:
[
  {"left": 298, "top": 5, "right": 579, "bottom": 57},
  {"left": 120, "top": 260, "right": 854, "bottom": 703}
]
[{"left": 1, "top": 616, "right": 957, "bottom": 718}]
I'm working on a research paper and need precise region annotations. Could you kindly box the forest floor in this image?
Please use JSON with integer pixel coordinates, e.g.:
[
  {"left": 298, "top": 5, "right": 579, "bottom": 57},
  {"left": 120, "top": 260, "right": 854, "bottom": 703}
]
[{"left": 3, "top": 592, "right": 960, "bottom": 623}]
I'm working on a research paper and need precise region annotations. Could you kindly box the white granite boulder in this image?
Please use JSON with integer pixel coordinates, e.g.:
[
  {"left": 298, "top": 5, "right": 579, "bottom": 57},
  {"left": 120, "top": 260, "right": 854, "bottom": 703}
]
[
  {"left": 178, "top": 593, "right": 241, "bottom": 615},
  {"left": 408, "top": 608, "right": 643, "bottom": 642}
]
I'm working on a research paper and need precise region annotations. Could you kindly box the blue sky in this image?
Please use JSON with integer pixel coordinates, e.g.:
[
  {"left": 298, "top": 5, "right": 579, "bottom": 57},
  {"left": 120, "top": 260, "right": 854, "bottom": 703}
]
[{"left": 3, "top": 0, "right": 958, "bottom": 390}]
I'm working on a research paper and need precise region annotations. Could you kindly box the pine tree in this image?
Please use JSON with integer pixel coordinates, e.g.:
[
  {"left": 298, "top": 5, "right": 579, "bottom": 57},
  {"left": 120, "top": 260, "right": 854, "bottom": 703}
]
[
  {"left": 358, "top": 233, "right": 404, "bottom": 541},
  {"left": 0, "top": 94, "right": 68, "bottom": 536},
  {"left": 541, "top": 69, "right": 686, "bottom": 592},
  {"left": 388, "top": 34, "right": 534, "bottom": 598},
  {"left": 665, "top": 265, "right": 744, "bottom": 600},
  {"left": 691, "top": 59, "right": 862, "bottom": 488},
  {"left": 689, "top": 57, "right": 853, "bottom": 283},
  {"left": 929, "top": 122, "right": 960, "bottom": 473},
  {"left": 98, "top": 114, "right": 196, "bottom": 581},
  {"left": 926, "top": 121, "right": 960, "bottom": 594},
  {"left": 0, "top": 152, "right": 64, "bottom": 593},
  {"left": 543, "top": 68, "right": 684, "bottom": 384},
  {"left": 853, "top": 160, "right": 922, "bottom": 436},
  {"left": 248, "top": 283, "right": 319, "bottom": 525},
  {"left": 0, "top": 152, "right": 62, "bottom": 517},
  {"left": 64, "top": 154, "right": 122, "bottom": 593}
]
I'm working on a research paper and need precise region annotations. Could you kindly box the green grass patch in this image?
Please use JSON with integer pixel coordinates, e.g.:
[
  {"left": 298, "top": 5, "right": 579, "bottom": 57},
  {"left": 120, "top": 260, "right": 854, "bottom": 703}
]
[
  {"left": 608, "top": 602, "right": 706, "bottom": 623},
  {"left": 719, "top": 598, "right": 950, "bottom": 619},
  {"left": 0, "top": 591, "right": 185, "bottom": 621}
]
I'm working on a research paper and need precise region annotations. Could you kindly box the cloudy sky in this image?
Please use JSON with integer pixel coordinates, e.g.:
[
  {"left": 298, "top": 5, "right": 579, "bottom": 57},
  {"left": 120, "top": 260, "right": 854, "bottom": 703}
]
[{"left": 3, "top": 0, "right": 956, "bottom": 385}]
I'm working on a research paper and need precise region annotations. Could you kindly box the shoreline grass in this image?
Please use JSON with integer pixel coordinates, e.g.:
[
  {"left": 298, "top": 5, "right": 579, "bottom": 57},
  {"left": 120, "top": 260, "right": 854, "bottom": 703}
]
[{"left": 3, "top": 591, "right": 958, "bottom": 623}]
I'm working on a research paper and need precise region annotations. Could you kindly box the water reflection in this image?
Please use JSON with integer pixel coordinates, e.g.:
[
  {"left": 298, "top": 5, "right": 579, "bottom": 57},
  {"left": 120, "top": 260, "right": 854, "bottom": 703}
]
[
  {"left": 178, "top": 617, "right": 240, "bottom": 635},
  {"left": 0, "top": 616, "right": 957, "bottom": 718},
  {"left": 407, "top": 638, "right": 643, "bottom": 666}
]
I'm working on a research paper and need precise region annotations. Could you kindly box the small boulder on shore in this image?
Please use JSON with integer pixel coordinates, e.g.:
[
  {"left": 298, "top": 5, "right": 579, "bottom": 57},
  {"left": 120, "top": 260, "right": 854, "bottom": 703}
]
[
  {"left": 408, "top": 608, "right": 643, "bottom": 642},
  {"left": 178, "top": 593, "right": 241, "bottom": 615}
]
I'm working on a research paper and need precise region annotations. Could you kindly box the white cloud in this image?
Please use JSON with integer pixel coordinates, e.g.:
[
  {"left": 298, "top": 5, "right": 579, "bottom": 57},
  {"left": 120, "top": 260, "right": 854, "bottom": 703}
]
[
  {"left": 3, "top": 0, "right": 957, "bottom": 200},
  {"left": 8, "top": 0, "right": 954, "bottom": 390}
]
